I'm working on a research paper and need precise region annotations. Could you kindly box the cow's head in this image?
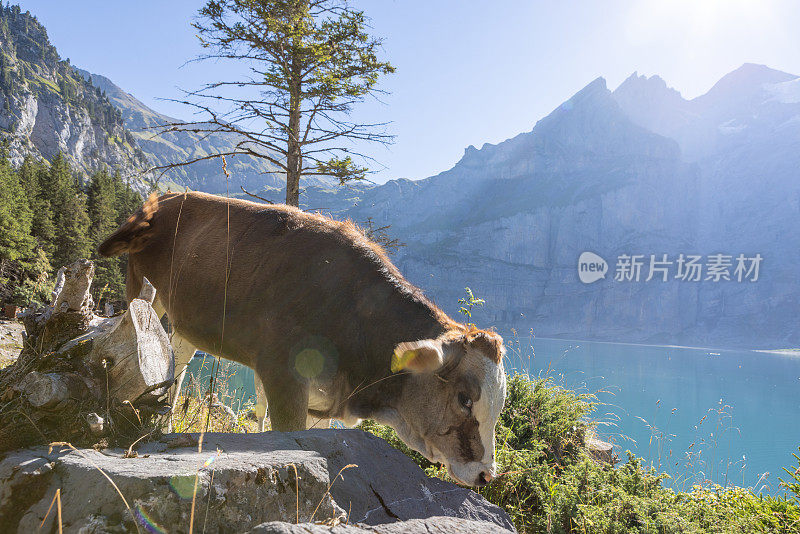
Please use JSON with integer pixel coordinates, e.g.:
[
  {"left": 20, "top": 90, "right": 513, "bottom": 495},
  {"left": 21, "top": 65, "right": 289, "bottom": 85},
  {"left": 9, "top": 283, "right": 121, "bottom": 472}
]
[{"left": 385, "top": 328, "right": 506, "bottom": 487}]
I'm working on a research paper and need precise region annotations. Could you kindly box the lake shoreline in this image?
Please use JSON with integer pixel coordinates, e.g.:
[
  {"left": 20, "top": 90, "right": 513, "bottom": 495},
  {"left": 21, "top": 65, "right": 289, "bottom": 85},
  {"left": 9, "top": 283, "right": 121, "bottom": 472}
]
[{"left": 518, "top": 334, "right": 799, "bottom": 355}]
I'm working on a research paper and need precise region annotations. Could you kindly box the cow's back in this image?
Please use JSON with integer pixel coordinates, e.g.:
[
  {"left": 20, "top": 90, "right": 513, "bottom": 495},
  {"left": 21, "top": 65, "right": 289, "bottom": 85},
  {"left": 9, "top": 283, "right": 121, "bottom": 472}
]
[{"left": 124, "top": 192, "right": 445, "bottom": 374}]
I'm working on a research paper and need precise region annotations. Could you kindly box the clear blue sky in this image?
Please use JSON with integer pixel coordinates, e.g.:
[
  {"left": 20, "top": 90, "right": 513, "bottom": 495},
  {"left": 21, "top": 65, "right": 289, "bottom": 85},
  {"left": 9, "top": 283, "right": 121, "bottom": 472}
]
[{"left": 15, "top": 0, "right": 800, "bottom": 183}]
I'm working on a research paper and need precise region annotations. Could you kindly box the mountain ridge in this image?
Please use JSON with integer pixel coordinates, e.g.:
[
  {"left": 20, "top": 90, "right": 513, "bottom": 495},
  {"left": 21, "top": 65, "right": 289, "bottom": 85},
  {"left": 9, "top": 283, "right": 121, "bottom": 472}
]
[
  {"left": 0, "top": 4, "right": 794, "bottom": 347},
  {"left": 335, "top": 65, "right": 800, "bottom": 348},
  {"left": 71, "top": 60, "right": 797, "bottom": 348}
]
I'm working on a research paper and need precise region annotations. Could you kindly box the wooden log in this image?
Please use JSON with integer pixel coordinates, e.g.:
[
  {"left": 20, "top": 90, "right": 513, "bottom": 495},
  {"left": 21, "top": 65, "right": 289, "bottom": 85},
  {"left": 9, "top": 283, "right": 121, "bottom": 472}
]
[
  {"left": 15, "top": 371, "right": 90, "bottom": 409},
  {"left": 138, "top": 277, "right": 156, "bottom": 305},
  {"left": 46, "top": 264, "right": 174, "bottom": 404},
  {"left": 586, "top": 437, "right": 617, "bottom": 465},
  {"left": 50, "top": 266, "right": 66, "bottom": 305}
]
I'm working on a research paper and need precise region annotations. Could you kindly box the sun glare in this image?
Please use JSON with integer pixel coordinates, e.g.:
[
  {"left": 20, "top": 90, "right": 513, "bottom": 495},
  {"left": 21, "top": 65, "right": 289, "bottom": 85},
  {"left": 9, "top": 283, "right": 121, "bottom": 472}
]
[{"left": 626, "top": 0, "right": 777, "bottom": 45}]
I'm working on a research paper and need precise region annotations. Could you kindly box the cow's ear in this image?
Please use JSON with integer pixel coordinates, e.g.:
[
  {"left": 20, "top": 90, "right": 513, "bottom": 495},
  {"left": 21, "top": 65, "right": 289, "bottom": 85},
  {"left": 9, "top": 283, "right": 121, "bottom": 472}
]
[
  {"left": 467, "top": 331, "right": 504, "bottom": 364},
  {"left": 391, "top": 340, "right": 443, "bottom": 373}
]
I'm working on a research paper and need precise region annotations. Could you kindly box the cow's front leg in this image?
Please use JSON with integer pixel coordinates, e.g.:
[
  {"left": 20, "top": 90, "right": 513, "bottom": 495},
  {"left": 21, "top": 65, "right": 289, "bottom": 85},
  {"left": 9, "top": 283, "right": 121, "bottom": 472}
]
[{"left": 259, "top": 367, "right": 309, "bottom": 431}]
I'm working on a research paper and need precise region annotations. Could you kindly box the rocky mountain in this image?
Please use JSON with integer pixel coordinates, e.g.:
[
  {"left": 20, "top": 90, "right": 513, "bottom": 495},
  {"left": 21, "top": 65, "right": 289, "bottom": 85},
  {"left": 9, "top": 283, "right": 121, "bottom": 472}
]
[
  {"left": 0, "top": 5, "right": 150, "bottom": 185},
  {"left": 0, "top": 4, "right": 330, "bottom": 194},
  {"left": 337, "top": 65, "right": 800, "bottom": 349}
]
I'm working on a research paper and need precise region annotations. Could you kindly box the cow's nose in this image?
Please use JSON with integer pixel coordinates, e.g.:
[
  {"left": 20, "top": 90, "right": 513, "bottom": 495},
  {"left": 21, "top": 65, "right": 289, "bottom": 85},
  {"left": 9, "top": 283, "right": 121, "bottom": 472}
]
[{"left": 475, "top": 471, "right": 493, "bottom": 487}]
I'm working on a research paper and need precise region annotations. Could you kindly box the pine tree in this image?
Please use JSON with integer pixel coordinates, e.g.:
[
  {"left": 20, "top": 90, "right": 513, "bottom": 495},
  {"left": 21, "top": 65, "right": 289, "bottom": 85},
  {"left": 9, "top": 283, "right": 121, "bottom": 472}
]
[
  {"left": 107, "top": 172, "right": 145, "bottom": 300},
  {"left": 1, "top": 154, "right": 142, "bottom": 305},
  {"left": 87, "top": 168, "right": 123, "bottom": 299},
  {"left": 0, "top": 155, "right": 34, "bottom": 264},
  {"left": 159, "top": 0, "right": 394, "bottom": 206},
  {"left": 113, "top": 172, "right": 142, "bottom": 227},
  {"left": 0, "top": 155, "right": 52, "bottom": 306},
  {"left": 45, "top": 153, "right": 90, "bottom": 270},
  {"left": 18, "top": 156, "right": 55, "bottom": 255},
  {"left": 87, "top": 169, "right": 117, "bottom": 243}
]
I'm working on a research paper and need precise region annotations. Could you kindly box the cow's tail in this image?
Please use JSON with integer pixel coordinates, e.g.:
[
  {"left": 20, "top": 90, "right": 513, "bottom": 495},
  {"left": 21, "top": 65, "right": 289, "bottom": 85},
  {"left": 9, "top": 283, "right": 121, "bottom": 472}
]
[{"left": 98, "top": 193, "right": 159, "bottom": 257}]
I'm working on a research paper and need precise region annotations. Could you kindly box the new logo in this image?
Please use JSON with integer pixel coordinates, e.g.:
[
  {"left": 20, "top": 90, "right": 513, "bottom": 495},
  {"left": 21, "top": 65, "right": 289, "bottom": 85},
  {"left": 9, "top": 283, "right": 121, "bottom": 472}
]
[{"left": 578, "top": 252, "right": 608, "bottom": 284}]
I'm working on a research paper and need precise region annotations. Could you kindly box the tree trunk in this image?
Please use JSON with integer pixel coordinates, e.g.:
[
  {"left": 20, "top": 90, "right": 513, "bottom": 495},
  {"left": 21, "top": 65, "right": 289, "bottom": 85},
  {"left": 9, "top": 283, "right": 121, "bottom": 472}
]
[
  {"left": 17, "top": 371, "right": 90, "bottom": 409},
  {"left": 286, "top": 106, "right": 302, "bottom": 207},
  {"left": 286, "top": 149, "right": 301, "bottom": 207},
  {"left": 286, "top": 29, "right": 303, "bottom": 207},
  {"left": 0, "top": 260, "right": 174, "bottom": 452}
]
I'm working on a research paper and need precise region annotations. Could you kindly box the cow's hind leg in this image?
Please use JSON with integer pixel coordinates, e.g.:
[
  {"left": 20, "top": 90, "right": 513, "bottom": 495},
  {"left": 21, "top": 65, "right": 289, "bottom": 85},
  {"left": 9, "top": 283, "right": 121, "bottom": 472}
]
[
  {"left": 254, "top": 375, "right": 268, "bottom": 431},
  {"left": 168, "top": 332, "right": 197, "bottom": 429},
  {"left": 151, "top": 300, "right": 197, "bottom": 409},
  {"left": 258, "top": 364, "right": 308, "bottom": 432}
]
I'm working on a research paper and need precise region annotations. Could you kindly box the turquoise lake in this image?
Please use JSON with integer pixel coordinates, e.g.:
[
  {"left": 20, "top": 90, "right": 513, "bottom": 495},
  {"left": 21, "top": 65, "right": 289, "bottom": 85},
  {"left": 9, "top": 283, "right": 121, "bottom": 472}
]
[{"left": 186, "top": 338, "right": 800, "bottom": 493}]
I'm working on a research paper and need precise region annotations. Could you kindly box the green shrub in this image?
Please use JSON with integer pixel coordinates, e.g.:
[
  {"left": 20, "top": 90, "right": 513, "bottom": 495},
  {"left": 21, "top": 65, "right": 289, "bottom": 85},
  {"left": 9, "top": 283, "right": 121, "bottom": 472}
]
[
  {"left": 780, "top": 447, "right": 800, "bottom": 504},
  {"left": 359, "top": 374, "right": 800, "bottom": 533}
]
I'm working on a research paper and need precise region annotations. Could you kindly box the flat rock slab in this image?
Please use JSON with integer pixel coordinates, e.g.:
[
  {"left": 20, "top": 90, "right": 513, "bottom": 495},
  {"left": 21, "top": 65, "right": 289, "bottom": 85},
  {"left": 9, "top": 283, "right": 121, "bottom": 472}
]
[
  {"left": 249, "top": 517, "right": 513, "bottom": 533},
  {"left": 0, "top": 429, "right": 515, "bottom": 533}
]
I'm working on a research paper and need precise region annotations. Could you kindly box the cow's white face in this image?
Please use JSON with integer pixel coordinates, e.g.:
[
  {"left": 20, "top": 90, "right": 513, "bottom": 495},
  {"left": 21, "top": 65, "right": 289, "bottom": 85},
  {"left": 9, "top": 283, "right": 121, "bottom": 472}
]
[{"left": 383, "top": 330, "right": 507, "bottom": 487}]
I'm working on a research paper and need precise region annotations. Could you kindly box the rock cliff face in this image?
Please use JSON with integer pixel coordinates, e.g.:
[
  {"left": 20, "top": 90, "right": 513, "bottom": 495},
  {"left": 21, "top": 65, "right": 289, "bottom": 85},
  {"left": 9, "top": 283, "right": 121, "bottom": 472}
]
[
  {"left": 341, "top": 66, "right": 800, "bottom": 349},
  {"left": 0, "top": 5, "right": 150, "bottom": 186}
]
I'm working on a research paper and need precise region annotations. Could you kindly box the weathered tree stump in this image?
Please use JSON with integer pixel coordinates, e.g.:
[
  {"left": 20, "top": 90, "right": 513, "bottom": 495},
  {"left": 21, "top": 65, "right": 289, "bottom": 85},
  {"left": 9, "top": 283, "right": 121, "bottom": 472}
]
[
  {"left": 89, "top": 298, "right": 173, "bottom": 402},
  {"left": 0, "top": 260, "right": 175, "bottom": 452},
  {"left": 586, "top": 437, "right": 618, "bottom": 465}
]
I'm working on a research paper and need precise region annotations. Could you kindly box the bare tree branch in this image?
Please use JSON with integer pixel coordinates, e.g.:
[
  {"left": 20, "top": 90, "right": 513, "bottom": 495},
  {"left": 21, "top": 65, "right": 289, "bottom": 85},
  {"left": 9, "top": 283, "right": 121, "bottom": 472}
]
[{"left": 240, "top": 186, "right": 275, "bottom": 204}]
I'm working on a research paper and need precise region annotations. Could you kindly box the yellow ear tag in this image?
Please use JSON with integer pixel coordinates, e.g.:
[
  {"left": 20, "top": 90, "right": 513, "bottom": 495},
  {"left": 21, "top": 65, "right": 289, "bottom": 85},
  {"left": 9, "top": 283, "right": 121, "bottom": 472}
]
[{"left": 391, "top": 349, "right": 416, "bottom": 373}]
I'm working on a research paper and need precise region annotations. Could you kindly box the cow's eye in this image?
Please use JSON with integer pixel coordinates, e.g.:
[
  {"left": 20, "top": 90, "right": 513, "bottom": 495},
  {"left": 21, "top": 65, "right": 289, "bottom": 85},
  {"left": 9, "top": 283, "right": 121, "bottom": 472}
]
[{"left": 458, "top": 392, "right": 473, "bottom": 411}]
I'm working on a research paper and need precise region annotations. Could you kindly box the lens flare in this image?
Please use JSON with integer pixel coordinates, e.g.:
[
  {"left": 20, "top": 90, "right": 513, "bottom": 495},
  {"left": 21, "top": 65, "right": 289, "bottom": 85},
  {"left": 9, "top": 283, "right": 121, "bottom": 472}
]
[
  {"left": 134, "top": 504, "right": 167, "bottom": 534},
  {"left": 294, "top": 348, "right": 325, "bottom": 378},
  {"left": 167, "top": 475, "right": 196, "bottom": 500}
]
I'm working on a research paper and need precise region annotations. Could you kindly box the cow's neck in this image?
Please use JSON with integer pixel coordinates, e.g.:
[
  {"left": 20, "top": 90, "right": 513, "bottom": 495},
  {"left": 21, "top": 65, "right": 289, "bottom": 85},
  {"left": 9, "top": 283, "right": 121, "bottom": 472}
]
[{"left": 342, "top": 295, "right": 453, "bottom": 422}]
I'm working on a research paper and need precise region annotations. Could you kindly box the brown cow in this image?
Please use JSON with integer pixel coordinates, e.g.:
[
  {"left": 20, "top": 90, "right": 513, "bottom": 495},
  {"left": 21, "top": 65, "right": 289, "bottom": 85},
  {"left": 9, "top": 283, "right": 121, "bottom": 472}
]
[{"left": 99, "top": 191, "right": 506, "bottom": 487}]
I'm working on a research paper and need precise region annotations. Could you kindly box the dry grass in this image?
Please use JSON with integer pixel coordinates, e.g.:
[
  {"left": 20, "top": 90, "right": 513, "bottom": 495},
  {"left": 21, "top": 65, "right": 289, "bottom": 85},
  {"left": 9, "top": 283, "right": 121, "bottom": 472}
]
[
  {"left": 169, "top": 394, "right": 261, "bottom": 434},
  {"left": 166, "top": 350, "right": 264, "bottom": 434}
]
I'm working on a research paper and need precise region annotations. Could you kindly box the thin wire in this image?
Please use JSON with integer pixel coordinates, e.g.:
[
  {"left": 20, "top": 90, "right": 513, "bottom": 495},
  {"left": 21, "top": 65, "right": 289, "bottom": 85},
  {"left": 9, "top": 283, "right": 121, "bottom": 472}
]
[{"left": 204, "top": 156, "right": 231, "bottom": 433}]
